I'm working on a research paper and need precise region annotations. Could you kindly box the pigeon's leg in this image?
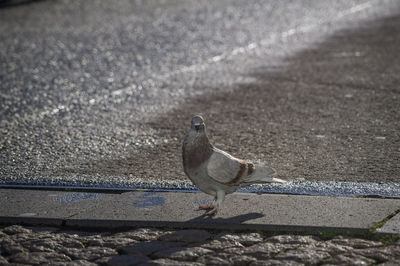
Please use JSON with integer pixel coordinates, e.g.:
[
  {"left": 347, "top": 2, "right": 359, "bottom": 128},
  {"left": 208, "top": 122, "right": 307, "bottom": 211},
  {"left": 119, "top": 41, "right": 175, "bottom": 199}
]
[
  {"left": 198, "top": 197, "right": 216, "bottom": 210},
  {"left": 205, "top": 191, "right": 225, "bottom": 216}
]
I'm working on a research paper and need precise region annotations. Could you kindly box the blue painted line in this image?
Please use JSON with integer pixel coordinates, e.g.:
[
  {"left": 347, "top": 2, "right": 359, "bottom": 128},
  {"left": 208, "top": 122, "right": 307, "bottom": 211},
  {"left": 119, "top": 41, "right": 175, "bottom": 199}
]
[{"left": 133, "top": 192, "right": 165, "bottom": 208}]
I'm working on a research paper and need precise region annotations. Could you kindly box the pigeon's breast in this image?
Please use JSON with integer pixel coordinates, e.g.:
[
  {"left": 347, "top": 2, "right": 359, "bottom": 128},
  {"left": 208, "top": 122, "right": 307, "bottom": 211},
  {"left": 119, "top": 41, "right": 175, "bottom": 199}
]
[
  {"left": 182, "top": 140, "right": 212, "bottom": 170},
  {"left": 186, "top": 152, "right": 210, "bottom": 169}
]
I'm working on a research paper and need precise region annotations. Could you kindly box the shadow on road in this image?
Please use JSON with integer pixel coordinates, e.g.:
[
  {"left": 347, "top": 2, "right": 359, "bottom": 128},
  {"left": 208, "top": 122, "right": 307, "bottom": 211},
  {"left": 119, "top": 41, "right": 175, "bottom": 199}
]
[
  {"left": 0, "top": 0, "right": 45, "bottom": 9},
  {"left": 64, "top": 14, "right": 400, "bottom": 184}
]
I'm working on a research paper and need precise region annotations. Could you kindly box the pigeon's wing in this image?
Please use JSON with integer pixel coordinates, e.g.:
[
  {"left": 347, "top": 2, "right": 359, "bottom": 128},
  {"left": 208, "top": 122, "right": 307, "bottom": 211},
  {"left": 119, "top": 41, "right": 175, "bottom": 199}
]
[{"left": 207, "top": 148, "right": 245, "bottom": 184}]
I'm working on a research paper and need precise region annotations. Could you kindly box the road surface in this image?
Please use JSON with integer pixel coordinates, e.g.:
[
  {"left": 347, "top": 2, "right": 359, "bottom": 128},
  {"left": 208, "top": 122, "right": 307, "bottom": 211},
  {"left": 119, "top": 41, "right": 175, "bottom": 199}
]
[{"left": 1, "top": 0, "right": 399, "bottom": 189}]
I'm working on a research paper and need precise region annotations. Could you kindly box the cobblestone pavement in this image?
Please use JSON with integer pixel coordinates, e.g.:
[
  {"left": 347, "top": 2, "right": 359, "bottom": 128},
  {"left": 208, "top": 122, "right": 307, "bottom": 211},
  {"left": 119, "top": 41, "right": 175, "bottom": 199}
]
[{"left": 0, "top": 225, "right": 399, "bottom": 265}]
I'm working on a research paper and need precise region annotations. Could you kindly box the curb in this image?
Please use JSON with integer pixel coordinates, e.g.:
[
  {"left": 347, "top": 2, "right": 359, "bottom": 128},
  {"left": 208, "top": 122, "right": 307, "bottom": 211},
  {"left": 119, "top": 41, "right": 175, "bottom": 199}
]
[{"left": 0, "top": 188, "right": 399, "bottom": 236}]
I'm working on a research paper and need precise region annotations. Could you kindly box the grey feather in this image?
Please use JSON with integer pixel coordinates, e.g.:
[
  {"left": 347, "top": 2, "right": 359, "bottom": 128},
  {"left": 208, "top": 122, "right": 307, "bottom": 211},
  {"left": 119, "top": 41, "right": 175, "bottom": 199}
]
[
  {"left": 241, "top": 167, "right": 286, "bottom": 185},
  {"left": 207, "top": 148, "right": 243, "bottom": 184}
]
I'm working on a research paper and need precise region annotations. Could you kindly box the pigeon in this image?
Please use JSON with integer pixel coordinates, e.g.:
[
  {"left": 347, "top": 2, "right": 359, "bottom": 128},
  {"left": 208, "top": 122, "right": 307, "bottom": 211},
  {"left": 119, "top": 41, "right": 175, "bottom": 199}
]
[{"left": 182, "top": 115, "right": 286, "bottom": 215}]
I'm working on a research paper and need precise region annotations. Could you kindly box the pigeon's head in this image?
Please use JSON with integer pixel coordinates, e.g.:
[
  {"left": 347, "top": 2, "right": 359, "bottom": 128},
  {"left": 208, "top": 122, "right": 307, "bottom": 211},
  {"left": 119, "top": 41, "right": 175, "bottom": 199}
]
[{"left": 190, "top": 115, "right": 205, "bottom": 132}]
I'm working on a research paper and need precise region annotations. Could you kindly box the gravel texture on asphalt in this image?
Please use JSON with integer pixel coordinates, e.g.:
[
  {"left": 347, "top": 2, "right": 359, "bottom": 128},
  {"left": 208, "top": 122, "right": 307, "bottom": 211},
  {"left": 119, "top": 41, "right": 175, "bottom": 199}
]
[
  {"left": 1, "top": 225, "right": 399, "bottom": 265},
  {"left": 134, "top": 13, "right": 400, "bottom": 184},
  {"left": 62, "top": 12, "right": 400, "bottom": 187},
  {"left": 1, "top": 0, "right": 400, "bottom": 188}
]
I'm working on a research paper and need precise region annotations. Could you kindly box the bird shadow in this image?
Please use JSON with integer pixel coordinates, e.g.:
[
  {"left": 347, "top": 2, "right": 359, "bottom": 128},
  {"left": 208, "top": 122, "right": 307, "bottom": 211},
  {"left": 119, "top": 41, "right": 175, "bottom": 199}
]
[{"left": 187, "top": 212, "right": 265, "bottom": 225}]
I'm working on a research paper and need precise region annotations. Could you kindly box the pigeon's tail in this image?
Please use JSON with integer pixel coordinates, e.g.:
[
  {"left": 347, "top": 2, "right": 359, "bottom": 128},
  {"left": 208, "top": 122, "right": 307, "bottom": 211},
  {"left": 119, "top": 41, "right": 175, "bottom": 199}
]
[{"left": 243, "top": 167, "right": 286, "bottom": 184}]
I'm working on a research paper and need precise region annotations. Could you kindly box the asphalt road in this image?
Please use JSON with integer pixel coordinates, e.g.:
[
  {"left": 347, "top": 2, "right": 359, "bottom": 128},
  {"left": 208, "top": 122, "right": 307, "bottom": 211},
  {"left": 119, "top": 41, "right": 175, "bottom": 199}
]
[{"left": 1, "top": 0, "right": 399, "bottom": 188}]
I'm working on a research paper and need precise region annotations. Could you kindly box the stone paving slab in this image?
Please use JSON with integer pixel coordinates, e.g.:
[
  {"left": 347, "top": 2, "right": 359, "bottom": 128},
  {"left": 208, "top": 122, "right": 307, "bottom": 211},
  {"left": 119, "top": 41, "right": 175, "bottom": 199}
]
[
  {"left": 377, "top": 213, "right": 400, "bottom": 235},
  {"left": 0, "top": 189, "right": 399, "bottom": 235},
  {"left": 2, "top": 225, "right": 399, "bottom": 265}
]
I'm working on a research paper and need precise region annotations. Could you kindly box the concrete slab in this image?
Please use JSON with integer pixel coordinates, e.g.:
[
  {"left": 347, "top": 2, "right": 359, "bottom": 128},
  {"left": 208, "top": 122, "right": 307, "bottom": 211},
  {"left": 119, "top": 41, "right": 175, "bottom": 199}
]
[
  {"left": 0, "top": 189, "right": 102, "bottom": 222},
  {"left": 377, "top": 213, "right": 400, "bottom": 235},
  {"left": 67, "top": 191, "right": 400, "bottom": 234},
  {"left": 1, "top": 189, "right": 399, "bottom": 234}
]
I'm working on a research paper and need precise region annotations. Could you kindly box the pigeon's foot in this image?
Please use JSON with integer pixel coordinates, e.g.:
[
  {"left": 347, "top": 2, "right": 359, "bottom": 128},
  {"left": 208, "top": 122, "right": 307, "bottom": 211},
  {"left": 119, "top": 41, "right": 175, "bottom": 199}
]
[
  {"left": 198, "top": 198, "right": 216, "bottom": 210},
  {"left": 204, "top": 208, "right": 218, "bottom": 216},
  {"left": 198, "top": 204, "right": 214, "bottom": 210}
]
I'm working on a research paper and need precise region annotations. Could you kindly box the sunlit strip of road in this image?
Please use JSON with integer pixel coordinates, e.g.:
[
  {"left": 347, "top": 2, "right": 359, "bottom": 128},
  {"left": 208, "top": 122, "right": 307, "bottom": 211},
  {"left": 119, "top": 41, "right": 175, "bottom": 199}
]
[
  {"left": 1, "top": 180, "right": 399, "bottom": 198},
  {"left": 33, "top": 0, "right": 398, "bottom": 120},
  {"left": 108, "top": 0, "right": 376, "bottom": 92}
]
